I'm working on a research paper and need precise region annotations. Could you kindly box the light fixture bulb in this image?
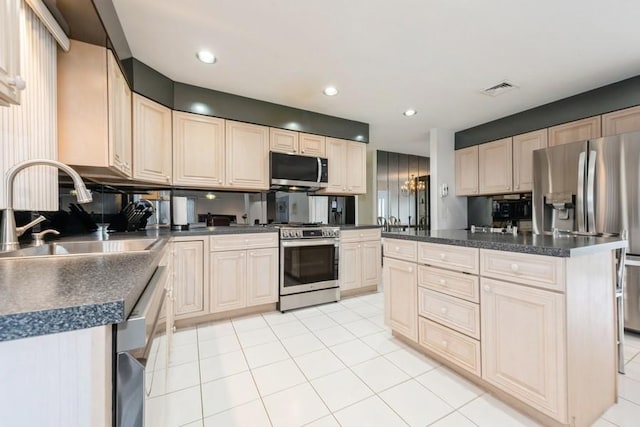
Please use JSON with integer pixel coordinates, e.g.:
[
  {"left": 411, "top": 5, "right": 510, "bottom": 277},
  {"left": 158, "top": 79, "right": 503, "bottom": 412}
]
[
  {"left": 205, "top": 192, "right": 216, "bottom": 200},
  {"left": 323, "top": 86, "right": 338, "bottom": 96},
  {"left": 403, "top": 109, "right": 417, "bottom": 117},
  {"left": 196, "top": 50, "right": 216, "bottom": 64}
]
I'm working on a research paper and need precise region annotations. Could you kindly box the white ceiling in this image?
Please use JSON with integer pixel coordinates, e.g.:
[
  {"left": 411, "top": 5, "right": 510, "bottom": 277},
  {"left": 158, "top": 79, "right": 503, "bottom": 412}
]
[{"left": 112, "top": 0, "right": 640, "bottom": 157}]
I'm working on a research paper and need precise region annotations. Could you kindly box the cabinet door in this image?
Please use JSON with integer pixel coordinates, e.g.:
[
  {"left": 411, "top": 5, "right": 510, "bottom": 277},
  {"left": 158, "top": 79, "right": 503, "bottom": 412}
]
[
  {"left": 132, "top": 94, "right": 172, "bottom": 184},
  {"left": 478, "top": 137, "right": 513, "bottom": 195},
  {"left": 0, "top": 0, "right": 21, "bottom": 106},
  {"left": 361, "top": 240, "right": 381, "bottom": 288},
  {"left": 246, "top": 248, "right": 278, "bottom": 306},
  {"left": 481, "top": 278, "right": 567, "bottom": 422},
  {"left": 299, "top": 133, "right": 325, "bottom": 157},
  {"left": 107, "top": 51, "right": 132, "bottom": 177},
  {"left": 513, "top": 129, "right": 547, "bottom": 192},
  {"left": 340, "top": 242, "right": 361, "bottom": 291},
  {"left": 269, "top": 128, "right": 298, "bottom": 154},
  {"left": 321, "top": 137, "right": 348, "bottom": 193},
  {"left": 173, "top": 241, "right": 206, "bottom": 319},
  {"left": 455, "top": 146, "right": 478, "bottom": 196},
  {"left": 548, "top": 116, "right": 601, "bottom": 147},
  {"left": 225, "top": 121, "right": 269, "bottom": 190},
  {"left": 210, "top": 250, "right": 246, "bottom": 312},
  {"left": 602, "top": 105, "right": 640, "bottom": 137},
  {"left": 383, "top": 257, "right": 418, "bottom": 341},
  {"left": 173, "top": 112, "right": 225, "bottom": 187},
  {"left": 346, "top": 141, "right": 367, "bottom": 194}
]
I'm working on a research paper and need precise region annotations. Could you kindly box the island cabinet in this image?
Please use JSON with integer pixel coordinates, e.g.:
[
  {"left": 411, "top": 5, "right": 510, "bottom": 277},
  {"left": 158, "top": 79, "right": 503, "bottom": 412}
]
[
  {"left": 58, "top": 40, "right": 132, "bottom": 178},
  {"left": 132, "top": 94, "right": 172, "bottom": 184},
  {"left": 383, "top": 236, "right": 618, "bottom": 427},
  {"left": 339, "top": 229, "right": 381, "bottom": 295},
  {"left": 210, "top": 233, "right": 278, "bottom": 313}
]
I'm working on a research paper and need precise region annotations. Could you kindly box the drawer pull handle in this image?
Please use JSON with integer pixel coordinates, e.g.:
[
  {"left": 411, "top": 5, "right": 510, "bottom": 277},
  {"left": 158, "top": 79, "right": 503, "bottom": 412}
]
[
  {"left": 510, "top": 263, "right": 519, "bottom": 272},
  {"left": 440, "top": 307, "right": 447, "bottom": 314},
  {"left": 439, "top": 279, "right": 446, "bottom": 286},
  {"left": 484, "top": 285, "right": 491, "bottom": 292},
  {"left": 408, "top": 267, "right": 413, "bottom": 273},
  {"left": 439, "top": 253, "right": 446, "bottom": 260},
  {"left": 441, "top": 340, "right": 448, "bottom": 347}
]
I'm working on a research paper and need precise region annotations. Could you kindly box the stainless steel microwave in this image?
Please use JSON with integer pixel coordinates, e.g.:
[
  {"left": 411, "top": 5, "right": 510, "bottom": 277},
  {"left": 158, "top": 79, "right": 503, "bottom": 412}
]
[{"left": 270, "top": 152, "right": 328, "bottom": 191}]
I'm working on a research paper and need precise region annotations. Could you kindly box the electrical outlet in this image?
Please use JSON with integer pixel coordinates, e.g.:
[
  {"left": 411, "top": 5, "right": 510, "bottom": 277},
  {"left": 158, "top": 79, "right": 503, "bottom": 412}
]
[{"left": 441, "top": 183, "right": 449, "bottom": 197}]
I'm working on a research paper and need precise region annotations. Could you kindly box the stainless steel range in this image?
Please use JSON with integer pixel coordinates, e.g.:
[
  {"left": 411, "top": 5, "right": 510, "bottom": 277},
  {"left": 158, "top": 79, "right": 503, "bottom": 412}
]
[{"left": 278, "top": 224, "right": 340, "bottom": 312}]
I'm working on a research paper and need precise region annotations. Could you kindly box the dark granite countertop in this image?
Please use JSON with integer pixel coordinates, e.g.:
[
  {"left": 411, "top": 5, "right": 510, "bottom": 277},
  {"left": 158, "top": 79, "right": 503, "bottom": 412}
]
[
  {"left": 382, "top": 229, "right": 626, "bottom": 257},
  {"left": 339, "top": 225, "right": 382, "bottom": 230}
]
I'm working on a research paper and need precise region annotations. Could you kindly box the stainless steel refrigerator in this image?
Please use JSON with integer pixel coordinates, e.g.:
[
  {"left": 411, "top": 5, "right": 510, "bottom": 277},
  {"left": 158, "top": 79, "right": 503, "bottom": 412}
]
[{"left": 533, "top": 131, "right": 640, "bottom": 370}]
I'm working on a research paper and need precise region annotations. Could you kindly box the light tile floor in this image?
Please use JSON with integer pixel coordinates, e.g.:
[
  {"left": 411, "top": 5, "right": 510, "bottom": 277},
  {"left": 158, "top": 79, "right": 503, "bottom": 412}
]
[{"left": 145, "top": 292, "right": 640, "bottom": 426}]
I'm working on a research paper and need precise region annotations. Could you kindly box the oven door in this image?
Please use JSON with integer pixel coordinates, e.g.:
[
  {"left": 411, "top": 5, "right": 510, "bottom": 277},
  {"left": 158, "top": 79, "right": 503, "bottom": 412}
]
[{"left": 280, "top": 239, "right": 338, "bottom": 295}]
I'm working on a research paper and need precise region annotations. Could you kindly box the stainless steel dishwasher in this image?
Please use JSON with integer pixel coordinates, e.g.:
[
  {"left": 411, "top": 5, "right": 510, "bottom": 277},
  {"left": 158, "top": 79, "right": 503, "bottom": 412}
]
[{"left": 115, "top": 257, "right": 169, "bottom": 427}]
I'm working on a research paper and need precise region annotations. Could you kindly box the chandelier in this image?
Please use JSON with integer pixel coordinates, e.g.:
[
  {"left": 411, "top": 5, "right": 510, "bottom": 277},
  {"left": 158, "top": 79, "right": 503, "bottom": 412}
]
[{"left": 400, "top": 174, "right": 426, "bottom": 196}]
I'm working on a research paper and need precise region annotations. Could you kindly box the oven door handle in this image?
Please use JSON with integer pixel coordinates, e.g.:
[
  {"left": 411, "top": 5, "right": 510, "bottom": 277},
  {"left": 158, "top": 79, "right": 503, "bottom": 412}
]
[{"left": 281, "top": 239, "right": 338, "bottom": 247}]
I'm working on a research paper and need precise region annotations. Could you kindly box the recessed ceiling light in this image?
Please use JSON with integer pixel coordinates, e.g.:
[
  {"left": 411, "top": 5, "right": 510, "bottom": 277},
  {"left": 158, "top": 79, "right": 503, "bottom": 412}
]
[
  {"left": 403, "top": 109, "right": 417, "bottom": 117},
  {"left": 323, "top": 86, "right": 338, "bottom": 96},
  {"left": 196, "top": 50, "right": 216, "bottom": 64}
]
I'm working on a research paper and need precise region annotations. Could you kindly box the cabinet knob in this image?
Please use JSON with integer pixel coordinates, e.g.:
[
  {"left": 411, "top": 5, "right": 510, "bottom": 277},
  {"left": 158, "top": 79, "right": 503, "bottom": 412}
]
[
  {"left": 250, "top": 252, "right": 255, "bottom": 256},
  {"left": 7, "top": 76, "right": 26, "bottom": 90},
  {"left": 301, "top": 149, "right": 305, "bottom": 153},
  {"left": 395, "top": 246, "right": 400, "bottom": 252},
  {"left": 229, "top": 181, "right": 233, "bottom": 185},
  {"left": 439, "top": 253, "right": 446, "bottom": 260},
  {"left": 219, "top": 179, "right": 223, "bottom": 183},
  {"left": 357, "top": 245, "right": 361, "bottom": 248},
  {"left": 439, "top": 279, "right": 446, "bottom": 286},
  {"left": 240, "top": 252, "right": 245, "bottom": 257},
  {"left": 408, "top": 267, "right": 413, "bottom": 273},
  {"left": 441, "top": 340, "right": 448, "bottom": 347},
  {"left": 484, "top": 285, "right": 491, "bottom": 292},
  {"left": 165, "top": 176, "right": 170, "bottom": 181},
  {"left": 510, "top": 263, "right": 519, "bottom": 272},
  {"left": 124, "top": 162, "right": 129, "bottom": 167},
  {"left": 440, "top": 307, "right": 447, "bottom": 314}
]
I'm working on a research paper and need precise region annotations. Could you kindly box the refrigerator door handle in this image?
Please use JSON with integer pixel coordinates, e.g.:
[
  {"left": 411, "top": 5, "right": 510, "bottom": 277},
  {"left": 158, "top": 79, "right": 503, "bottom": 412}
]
[
  {"left": 576, "top": 151, "right": 586, "bottom": 233},
  {"left": 587, "top": 150, "right": 597, "bottom": 232}
]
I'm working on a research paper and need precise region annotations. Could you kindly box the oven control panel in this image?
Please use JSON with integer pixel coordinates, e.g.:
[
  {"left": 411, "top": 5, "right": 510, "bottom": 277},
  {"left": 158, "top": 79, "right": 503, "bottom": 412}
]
[{"left": 280, "top": 227, "right": 340, "bottom": 239}]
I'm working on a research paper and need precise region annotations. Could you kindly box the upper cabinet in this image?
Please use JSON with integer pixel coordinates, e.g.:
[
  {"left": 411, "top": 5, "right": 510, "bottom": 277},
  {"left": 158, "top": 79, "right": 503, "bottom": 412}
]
[
  {"left": 299, "top": 133, "right": 326, "bottom": 157},
  {"left": 172, "top": 112, "right": 225, "bottom": 187},
  {"left": 455, "top": 146, "right": 478, "bottom": 196},
  {"left": 478, "top": 137, "right": 513, "bottom": 195},
  {"left": 602, "top": 105, "right": 640, "bottom": 137},
  {"left": 58, "top": 40, "right": 132, "bottom": 178},
  {"left": 513, "top": 129, "right": 547, "bottom": 192},
  {"left": 548, "top": 116, "right": 601, "bottom": 147},
  {"left": 0, "top": 0, "right": 22, "bottom": 106},
  {"left": 318, "top": 137, "right": 366, "bottom": 195},
  {"left": 269, "top": 128, "right": 298, "bottom": 154},
  {"left": 225, "top": 120, "right": 270, "bottom": 191},
  {"left": 132, "top": 94, "right": 172, "bottom": 184}
]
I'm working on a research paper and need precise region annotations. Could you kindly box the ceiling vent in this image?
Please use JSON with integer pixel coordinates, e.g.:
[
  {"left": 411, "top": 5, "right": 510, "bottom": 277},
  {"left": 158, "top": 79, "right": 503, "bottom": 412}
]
[{"left": 482, "top": 80, "right": 518, "bottom": 97}]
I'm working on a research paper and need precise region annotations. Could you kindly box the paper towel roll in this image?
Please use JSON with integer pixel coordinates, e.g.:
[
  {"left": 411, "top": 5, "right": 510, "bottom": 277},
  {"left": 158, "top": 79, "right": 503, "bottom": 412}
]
[{"left": 173, "top": 197, "right": 188, "bottom": 225}]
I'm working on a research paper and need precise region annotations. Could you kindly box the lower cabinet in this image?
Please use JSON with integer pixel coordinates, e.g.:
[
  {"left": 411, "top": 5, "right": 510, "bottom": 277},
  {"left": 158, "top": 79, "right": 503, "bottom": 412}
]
[
  {"left": 481, "top": 277, "right": 567, "bottom": 422},
  {"left": 246, "top": 248, "right": 279, "bottom": 306},
  {"left": 340, "top": 229, "right": 381, "bottom": 292},
  {"left": 173, "top": 239, "right": 207, "bottom": 320},
  {"left": 210, "top": 250, "right": 246, "bottom": 312},
  {"left": 383, "top": 257, "right": 417, "bottom": 341}
]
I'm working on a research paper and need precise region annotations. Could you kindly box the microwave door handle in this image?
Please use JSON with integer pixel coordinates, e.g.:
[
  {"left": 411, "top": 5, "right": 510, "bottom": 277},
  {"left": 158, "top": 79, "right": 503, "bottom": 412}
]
[
  {"left": 587, "top": 150, "right": 597, "bottom": 232},
  {"left": 317, "top": 157, "right": 322, "bottom": 183},
  {"left": 576, "top": 151, "right": 586, "bottom": 233}
]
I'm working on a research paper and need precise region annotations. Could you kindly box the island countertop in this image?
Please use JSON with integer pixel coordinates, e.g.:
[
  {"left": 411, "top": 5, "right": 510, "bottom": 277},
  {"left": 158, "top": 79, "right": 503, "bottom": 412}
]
[{"left": 382, "top": 229, "right": 626, "bottom": 257}]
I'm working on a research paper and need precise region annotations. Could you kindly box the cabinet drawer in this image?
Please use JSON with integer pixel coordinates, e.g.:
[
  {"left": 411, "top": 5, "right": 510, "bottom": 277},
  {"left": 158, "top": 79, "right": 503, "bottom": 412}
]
[
  {"left": 210, "top": 233, "right": 278, "bottom": 251},
  {"left": 418, "top": 265, "right": 479, "bottom": 303},
  {"left": 418, "top": 242, "right": 479, "bottom": 274},
  {"left": 418, "top": 288, "right": 480, "bottom": 339},
  {"left": 341, "top": 228, "right": 381, "bottom": 243},
  {"left": 419, "top": 318, "right": 481, "bottom": 376},
  {"left": 480, "top": 249, "right": 565, "bottom": 292},
  {"left": 383, "top": 238, "right": 417, "bottom": 262}
]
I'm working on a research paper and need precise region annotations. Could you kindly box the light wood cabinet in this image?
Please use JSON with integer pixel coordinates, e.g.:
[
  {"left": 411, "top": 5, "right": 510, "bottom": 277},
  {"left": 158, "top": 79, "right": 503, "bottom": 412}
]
[
  {"left": 478, "top": 137, "right": 513, "bottom": 195},
  {"left": 513, "top": 129, "right": 547, "bottom": 192},
  {"left": 548, "top": 116, "right": 601, "bottom": 147},
  {"left": 173, "top": 239, "right": 207, "bottom": 319},
  {"left": 299, "top": 133, "right": 326, "bottom": 157},
  {"left": 383, "top": 257, "right": 418, "bottom": 341},
  {"left": 269, "top": 128, "right": 299, "bottom": 153},
  {"left": 58, "top": 41, "right": 132, "bottom": 178},
  {"left": 361, "top": 240, "right": 382, "bottom": 288},
  {"left": 339, "top": 242, "right": 360, "bottom": 291},
  {"left": 418, "top": 242, "right": 479, "bottom": 274},
  {"left": 481, "top": 277, "right": 567, "bottom": 422},
  {"left": 455, "top": 146, "right": 478, "bottom": 195},
  {"left": 0, "top": 0, "right": 21, "bottom": 106},
  {"left": 419, "top": 318, "right": 481, "bottom": 376},
  {"left": 172, "top": 112, "right": 225, "bottom": 187},
  {"left": 225, "top": 120, "right": 269, "bottom": 190},
  {"left": 133, "top": 94, "right": 172, "bottom": 184},
  {"left": 602, "top": 105, "right": 640, "bottom": 136},
  {"left": 339, "top": 229, "right": 381, "bottom": 293},
  {"left": 210, "top": 233, "right": 279, "bottom": 313},
  {"left": 318, "top": 138, "right": 367, "bottom": 195}
]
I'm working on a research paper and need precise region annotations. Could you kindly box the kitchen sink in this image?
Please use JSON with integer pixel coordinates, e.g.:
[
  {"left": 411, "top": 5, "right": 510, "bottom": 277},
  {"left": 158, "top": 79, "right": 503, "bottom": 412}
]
[{"left": 0, "top": 238, "right": 161, "bottom": 259}]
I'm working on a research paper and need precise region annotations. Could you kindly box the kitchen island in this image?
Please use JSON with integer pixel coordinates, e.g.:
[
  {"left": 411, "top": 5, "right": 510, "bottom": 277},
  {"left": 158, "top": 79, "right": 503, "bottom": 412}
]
[{"left": 382, "top": 229, "right": 625, "bottom": 427}]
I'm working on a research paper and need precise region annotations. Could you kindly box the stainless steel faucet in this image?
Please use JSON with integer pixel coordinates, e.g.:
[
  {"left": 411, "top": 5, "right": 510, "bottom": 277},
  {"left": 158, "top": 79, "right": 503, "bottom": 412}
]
[{"left": 0, "top": 159, "right": 92, "bottom": 252}]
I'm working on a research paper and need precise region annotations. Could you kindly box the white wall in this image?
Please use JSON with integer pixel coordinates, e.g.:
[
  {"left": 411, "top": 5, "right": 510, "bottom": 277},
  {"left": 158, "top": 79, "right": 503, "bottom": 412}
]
[{"left": 429, "top": 128, "right": 467, "bottom": 230}]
